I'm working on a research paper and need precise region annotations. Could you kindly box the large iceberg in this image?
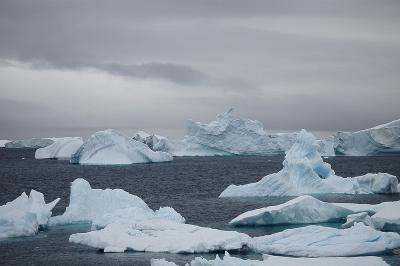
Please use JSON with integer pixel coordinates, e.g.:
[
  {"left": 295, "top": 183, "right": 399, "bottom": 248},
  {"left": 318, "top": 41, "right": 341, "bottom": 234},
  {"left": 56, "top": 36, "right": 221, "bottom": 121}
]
[
  {"left": 70, "top": 129, "right": 172, "bottom": 165},
  {"left": 229, "top": 195, "right": 354, "bottom": 226},
  {"left": 249, "top": 223, "right": 400, "bottom": 257},
  {"left": 69, "top": 219, "right": 250, "bottom": 253},
  {"left": 220, "top": 130, "right": 398, "bottom": 197},
  {"left": 334, "top": 118, "right": 400, "bottom": 155},
  {"left": 5, "top": 138, "right": 55, "bottom": 148},
  {"left": 151, "top": 251, "right": 389, "bottom": 266},
  {"left": 35, "top": 137, "right": 83, "bottom": 160},
  {"left": 0, "top": 140, "right": 11, "bottom": 147},
  {"left": 0, "top": 190, "right": 59, "bottom": 238}
]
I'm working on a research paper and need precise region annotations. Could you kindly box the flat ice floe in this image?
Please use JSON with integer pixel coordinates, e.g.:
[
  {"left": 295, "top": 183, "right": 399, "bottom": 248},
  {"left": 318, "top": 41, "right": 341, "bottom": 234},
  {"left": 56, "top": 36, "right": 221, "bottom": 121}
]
[
  {"left": 35, "top": 137, "right": 83, "bottom": 160},
  {"left": 5, "top": 138, "right": 55, "bottom": 148},
  {"left": 0, "top": 190, "right": 59, "bottom": 238},
  {"left": 334, "top": 118, "right": 400, "bottom": 155},
  {"left": 220, "top": 130, "right": 398, "bottom": 197},
  {"left": 229, "top": 195, "right": 354, "bottom": 226},
  {"left": 69, "top": 219, "right": 250, "bottom": 253},
  {"left": 249, "top": 223, "right": 400, "bottom": 257},
  {"left": 151, "top": 251, "right": 390, "bottom": 266},
  {"left": 70, "top": 129, "right": 172, "bottom": 165}
]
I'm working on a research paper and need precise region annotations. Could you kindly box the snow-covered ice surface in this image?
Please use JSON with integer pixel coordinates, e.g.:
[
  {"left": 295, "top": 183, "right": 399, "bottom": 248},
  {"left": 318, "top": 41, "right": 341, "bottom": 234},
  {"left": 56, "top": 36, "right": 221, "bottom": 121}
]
[
  {"left": 220, "top": 130, "right": 398, "bottom": 197},
  {"left": 133, "top": 130, "right": 151, "bottom": 143},
  {"left": 5, "top": 138, "right": 55, "bottom": 148},
  {"left": 0, "top": 140, "right": 11, "bottom": 147},
  {"left": 69, "top": 219, "right": 250, "bottom": 253},
  {"left": 35, "top": 137, "right": 83, "bottom": 160},
  {"left": 334, "top": 119, "right": 400, "bottom": 156},
  {"left": 49, "top": 178, "right": 156, "bottom": 226},
  {"left": 229, "top": 195, "right": 354, "bottom": 226},
  {"left": 151, "top": 251, "right": 390, "bottom": 266},
  {"left": 70, "top": 129, "right": 172, "bottom": 165},
  {"left": 250, "top": 223, "right": 400, "bottom": 257},
  {"left": 0, "top": 190, "right": 59, "bottom": 239}
]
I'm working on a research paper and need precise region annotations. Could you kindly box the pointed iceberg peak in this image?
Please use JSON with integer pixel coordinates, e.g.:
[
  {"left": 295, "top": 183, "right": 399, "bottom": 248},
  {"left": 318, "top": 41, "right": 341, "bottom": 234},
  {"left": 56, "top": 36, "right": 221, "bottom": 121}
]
[
  {"left": 284, "top": 129, "right": 334, "bottom": 178},
  {"left": 217, "top": 107, "right": 234, "bottom": 118}
]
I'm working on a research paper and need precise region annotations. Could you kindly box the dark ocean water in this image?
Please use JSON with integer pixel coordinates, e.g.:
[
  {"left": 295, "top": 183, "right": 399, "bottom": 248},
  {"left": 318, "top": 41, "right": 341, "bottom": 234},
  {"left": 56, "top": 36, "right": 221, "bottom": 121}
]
[{"left": 0, "top": 148, "right": 400, "bottom": 265}]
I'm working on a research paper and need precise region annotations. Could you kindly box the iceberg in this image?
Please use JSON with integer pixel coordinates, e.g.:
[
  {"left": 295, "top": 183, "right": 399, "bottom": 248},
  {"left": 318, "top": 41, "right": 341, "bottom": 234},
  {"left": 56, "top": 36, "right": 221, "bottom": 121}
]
[
  {"left": 69, "top": 219, "right": 250, "bottom": 253},
  {"left": 50, "top": 178, "right": 155, "bottom": 225},
  {"left": 229, "top": 195, "right": 354, "bottom": 226},
  {"left": 151, "top": 251, "right": 390, "bottom": 266},
  {"left": 5, "top": 138, "right": 55, "bottom": 148},
  {"left": 317, "top": 136, "right": 335, "bottom": 156},
  {"left": 132, "top": 130, "right": 151, "bottom": 143},
  {"left": 220, "top": 130, "right": 398, "bottom": 197},
  {"left": 249, "top": 223, "right": 400, "bottom": 257},
  {"left": 0, "top": 140, "right": 11, "bottom": 147},
  {"left": 70, "top": 129, "right": 172, "bottom": 165},
  {"left": 35, "top": 137, "right": 83, "bottom": 160},
  {"left": 334, "top": 118, "right": 400, "bottom": 155},
  {"left": 0, "top": 190, "right": 59, "bottom": 238}
]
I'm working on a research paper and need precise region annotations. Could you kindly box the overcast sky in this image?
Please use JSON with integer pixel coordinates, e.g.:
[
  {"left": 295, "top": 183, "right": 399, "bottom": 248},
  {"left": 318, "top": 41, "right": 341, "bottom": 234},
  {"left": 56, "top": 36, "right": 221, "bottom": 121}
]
[{"left": 0, "top": 0, "right": 399, "bottom": 139}]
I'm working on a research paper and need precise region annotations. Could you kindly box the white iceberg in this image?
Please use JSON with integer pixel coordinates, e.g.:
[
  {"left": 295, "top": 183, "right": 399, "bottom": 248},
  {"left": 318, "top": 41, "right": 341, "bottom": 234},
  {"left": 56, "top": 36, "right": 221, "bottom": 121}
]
[
  {"left": 220, "top": 130, "right": 398, "bottom": 197},
  {"left": 70, "top": 129, "right": 172, "bottom": 165},
  {"left": 5, "top": 138, "right": 55, "bottom": 148},
  {"left": 229, "top": 195, "right": 354, "bottom": 226},
  {"left": 0, "top": 190, "right": 59, "bottom": 238},
  {"left": 69, "top": 219, "right": 250, "bottom": 253},
  {"left": 181, "top": 108, "right": 297, "bottom": 156},
  {"left": 50, "top": 178, "right": 159, "bottom": 226},
  {"left": 317, "top": 136, "right": 335, "bottom": 157},
  {"left": 334, "top": 118, "right": 400, "bottom": 155},
  {"left": 151, "top": 251, "right": 390, "bottom": 266},
  {"left": 35, "top": 137, "right": 83, "bottom": 160},
  {"left": 342, "top": 212, "right": 376, "bottom": 229},
  {"left": 249, "top": 223, "right": 400, "bottom": 257},
  {"left": 146, "top": 134, "right": 171, "bottom": 152},
  {"left": 0, "top": 140, "right": 11, "bottom": 147},
  {"left": 132, "top": 130, "right": 151, "bottom": 143}
]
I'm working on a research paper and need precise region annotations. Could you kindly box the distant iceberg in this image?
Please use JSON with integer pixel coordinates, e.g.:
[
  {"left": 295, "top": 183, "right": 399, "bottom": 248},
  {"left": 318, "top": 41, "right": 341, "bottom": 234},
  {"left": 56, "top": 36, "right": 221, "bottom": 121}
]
[
  {"left": 5, "top": 138, "right": 55, "bottom": 148},
  {"left": 69, "top": 219, "right": 250, "bottom": 253},
  {"left": 70, "top": 129, "right": 172, "bottom": 165},
  {"left": 220, "top": 130, "right": 398, "bottom": 197},
  {"left": 229, "top": 195, "right": 354, "bottom": 226},
  {"left": 151, "top": 251, "right": 390, "bottom": 266},
  {"left": 249, "top": 223, "right": 400, "bottom": 257},
  {"left": 334, "top": 118, "right": 400, "bottom": 155},
  {"left": 35, "top": 137, "right": 83, "bottom": 160},
  {"left": 0, "top": 190, "right": 59, "bottom": 239},
  {"left": 0, "top": 140, "right": 11, "bottom": 147}
]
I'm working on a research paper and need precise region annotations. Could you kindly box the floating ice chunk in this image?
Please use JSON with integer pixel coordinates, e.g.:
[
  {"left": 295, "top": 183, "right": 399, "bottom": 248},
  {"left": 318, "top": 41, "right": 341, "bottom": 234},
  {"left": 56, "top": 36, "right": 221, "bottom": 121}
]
[
  {"left": 220, "top": 130, "right": 398, "bottom": 197},
  {"left": 334, "top": 118, "right": 400, "bottom": 155},
  {"left": 342, "top": 212, "right": 376, "bottom": 229},
  {"left": 230, "top": 195, "right": 354, "bottom": 226},
  {"left": 69, "top": 219, "right": 250, "bottom": 253},
  {"left": 35, "top": 137, "right": 83, "bottom": 160},
  {"left": 249, "top": 223, "right": 400, "bottom": 257},
  {"left": 49, "top": 178, "right": 152, "bottom": 225},
  {"left": 70, "top": 129, "right": 172, "bottom": 165},
  {"left": 151, "top": 251, "right": 390, "bottom": 266},
  {"left": 0, "top": 190, "right": 59, "bottom": 238},
  {"left": 0, "top": 140, "right": 11, "bottom": 147},
  {"left": 5, "top": 138, "right": 54, "bottom": 148}
]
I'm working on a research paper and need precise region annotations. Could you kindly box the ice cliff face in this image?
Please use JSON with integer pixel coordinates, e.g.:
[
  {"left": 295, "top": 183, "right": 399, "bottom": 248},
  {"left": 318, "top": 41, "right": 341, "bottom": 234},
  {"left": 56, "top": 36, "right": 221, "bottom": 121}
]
[
  {"left": 334, "top": 119, "right": 400, "bottom": 156},
  {"left": 70, "top": 129, "right": 172, "bottom": 165},
  {"left": 220, "top": 130, "right": 398, "bottom": 197},
  {"left": 0, "top": 140, "right": 11, "bottom": 147},
  {"left": 5, "top": 138, "right": 55, "bottom": 148},
  {"left": 35, "top": 137, "right": 83, "bottom": 160}
]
